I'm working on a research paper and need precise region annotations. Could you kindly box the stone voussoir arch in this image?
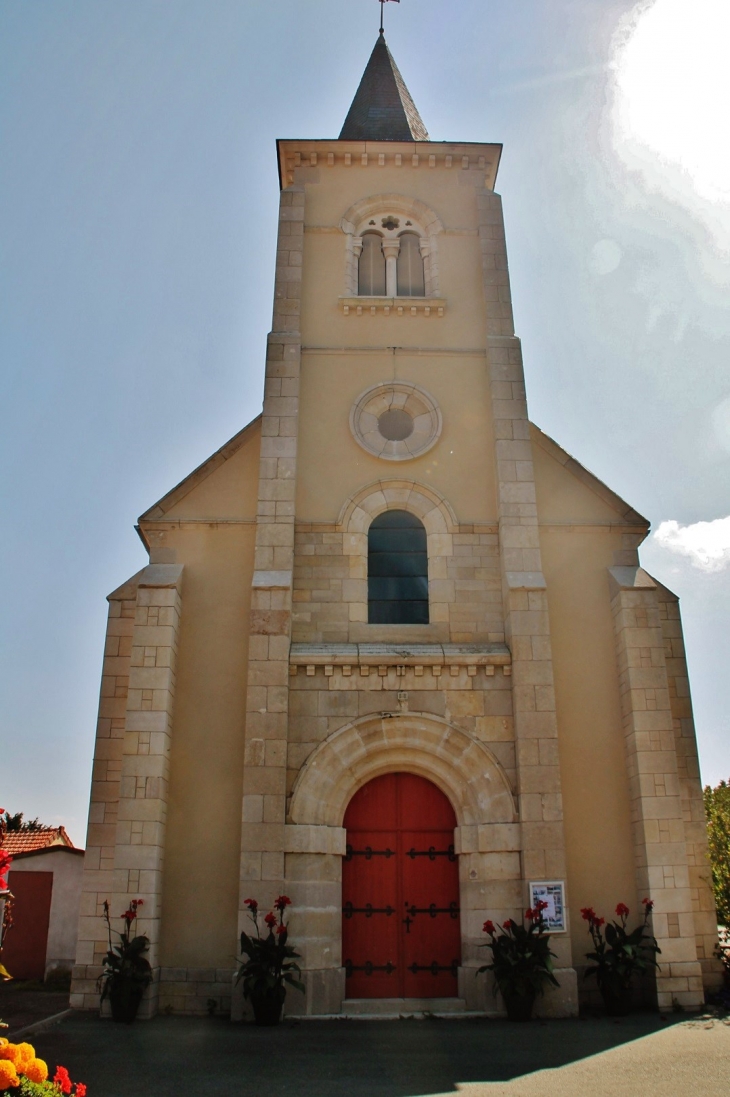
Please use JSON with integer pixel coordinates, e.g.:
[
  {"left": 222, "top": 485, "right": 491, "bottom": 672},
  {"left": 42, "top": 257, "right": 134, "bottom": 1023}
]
[
  {"left": 341, "top": 193, "right": 444, "bottom": 239},
  {"left": 289, "top": 712, "right": 517, "bottom": 830},
  {"left": 337, "top": 478, "right": 458, "bottom": 535}
]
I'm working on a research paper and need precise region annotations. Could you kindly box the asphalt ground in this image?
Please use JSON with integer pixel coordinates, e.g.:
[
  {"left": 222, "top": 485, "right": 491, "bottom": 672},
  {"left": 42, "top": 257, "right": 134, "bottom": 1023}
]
[
  {"left": 26, "top": 1011, "right": 730, "bottom": 1097},
  {"left": 0, "top": 980, "right": 69, "bottom": 1036}
]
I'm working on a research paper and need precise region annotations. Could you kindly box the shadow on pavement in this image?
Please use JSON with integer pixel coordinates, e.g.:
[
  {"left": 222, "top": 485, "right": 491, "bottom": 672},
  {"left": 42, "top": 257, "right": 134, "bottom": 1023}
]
[{"left": 29, "top": 1012, "right": 681, "bottom": 1097}]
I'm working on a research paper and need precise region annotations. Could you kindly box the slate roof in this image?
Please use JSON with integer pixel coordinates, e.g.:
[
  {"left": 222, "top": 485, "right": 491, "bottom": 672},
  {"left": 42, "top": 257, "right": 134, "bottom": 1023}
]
[
  {"left": 339, "top": 33, "right": 429, "bottom": 142},
  {"left": 2, "top": 826, "right": 75, "bottom": 855}
]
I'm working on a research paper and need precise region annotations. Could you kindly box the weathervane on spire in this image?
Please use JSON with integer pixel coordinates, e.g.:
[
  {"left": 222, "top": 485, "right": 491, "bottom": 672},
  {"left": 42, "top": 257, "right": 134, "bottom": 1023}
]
[{"left": 379, "top": 0, "right": 400, "bottom": 36}]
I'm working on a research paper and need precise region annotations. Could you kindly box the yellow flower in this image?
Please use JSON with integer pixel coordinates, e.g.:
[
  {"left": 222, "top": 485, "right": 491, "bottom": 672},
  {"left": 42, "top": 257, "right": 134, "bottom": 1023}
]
[
  {"left": 15, "top": 1044, "right": 34, "bottom": 1070},
  {"left": 0, "top": 1059, "right": 18, "bottom": 1090},
  {"left": 0, "top": 1043, "right": 34, "bottom": 1073},
  {"left": 24, "top": 1058, "right": 48, "bottom": 1084}
]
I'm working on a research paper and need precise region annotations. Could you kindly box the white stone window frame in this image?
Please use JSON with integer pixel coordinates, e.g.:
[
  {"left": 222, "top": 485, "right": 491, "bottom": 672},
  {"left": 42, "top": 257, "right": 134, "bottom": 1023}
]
[
  {"left": 337, "top": 479, "right": 458, "bottom": 626},
  {"left": 341, "top": 194, "right": 443, "bottom": 299}
]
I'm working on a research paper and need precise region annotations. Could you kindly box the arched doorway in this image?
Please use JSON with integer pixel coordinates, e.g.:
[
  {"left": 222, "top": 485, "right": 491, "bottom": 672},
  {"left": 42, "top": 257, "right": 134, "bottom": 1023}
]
[{"left": 342, "top": 772, "right": 460, "bottom": 999}]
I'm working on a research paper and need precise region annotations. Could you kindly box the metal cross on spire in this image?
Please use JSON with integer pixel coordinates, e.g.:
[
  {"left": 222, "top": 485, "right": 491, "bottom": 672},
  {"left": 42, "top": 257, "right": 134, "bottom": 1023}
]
[{"left": 379, "top": 0, "right": 400, "bottom": 36}]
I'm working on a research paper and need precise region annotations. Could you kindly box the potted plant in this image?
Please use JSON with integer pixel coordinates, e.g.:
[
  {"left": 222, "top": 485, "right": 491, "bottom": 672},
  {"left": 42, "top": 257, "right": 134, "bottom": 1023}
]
[
  {"left": 581, "top": 899, "right": 660, "bottom": 1015},
  {"left": 477, "top": 900, "right": 560, "bottom": 1021},
  {"left": 97, "top": 899, "right": 152, "bottom": 1023},
  {"left": 236, "top": 896, "right": 304, "bottom": 1025}
]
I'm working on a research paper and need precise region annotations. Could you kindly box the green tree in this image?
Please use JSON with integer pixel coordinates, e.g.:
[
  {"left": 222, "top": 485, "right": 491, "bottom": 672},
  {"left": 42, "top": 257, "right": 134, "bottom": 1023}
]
[
  {"left": 1, "top": 813, "right": 43, "bottom": 832},
  {"left": 704, "top": 779, "right": 730, "bottom": 926}
]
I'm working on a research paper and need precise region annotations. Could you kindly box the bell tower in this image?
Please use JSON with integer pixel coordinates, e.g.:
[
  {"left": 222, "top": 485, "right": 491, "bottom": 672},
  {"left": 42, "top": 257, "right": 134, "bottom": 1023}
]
[{"left": 236, "top": 32, "right": 580, "bottom": 1017}]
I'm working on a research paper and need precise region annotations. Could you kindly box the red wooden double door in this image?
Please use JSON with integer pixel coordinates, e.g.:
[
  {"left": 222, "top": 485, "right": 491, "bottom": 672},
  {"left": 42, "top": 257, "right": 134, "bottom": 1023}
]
[{"left": 342, "top": 772, "right": 461, "bottom": 999}]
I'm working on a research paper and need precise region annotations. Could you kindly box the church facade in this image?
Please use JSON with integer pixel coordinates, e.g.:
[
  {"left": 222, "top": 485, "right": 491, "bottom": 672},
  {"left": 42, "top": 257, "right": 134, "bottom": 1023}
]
[{"left": 71, "top": 34, "right": 720, "bottom": 1018}]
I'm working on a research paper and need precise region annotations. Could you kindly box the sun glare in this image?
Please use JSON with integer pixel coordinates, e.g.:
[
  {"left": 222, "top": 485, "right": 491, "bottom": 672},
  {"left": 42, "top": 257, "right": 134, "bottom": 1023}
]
[{"left": 613, "top": 0, "right": 730, "bottom": 208}]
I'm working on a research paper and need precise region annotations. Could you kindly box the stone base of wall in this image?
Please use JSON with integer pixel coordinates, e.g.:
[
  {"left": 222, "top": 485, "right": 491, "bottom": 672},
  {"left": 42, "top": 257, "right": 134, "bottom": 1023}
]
[
  {"left": 534, "top": 968, "right": 578, "bottom": 1018},
  {"left": 69, "top": 964, "right": 104, "bottom": 1012},
  {"left": 70, "top": 965, "right": 161, "bottom": 1018},
  {"left": 158, "top": 968, "right": 236, "bottom": 1016}
]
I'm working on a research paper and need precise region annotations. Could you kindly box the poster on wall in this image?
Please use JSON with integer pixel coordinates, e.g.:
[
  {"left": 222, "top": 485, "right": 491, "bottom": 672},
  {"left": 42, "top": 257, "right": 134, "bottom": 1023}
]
[{"left": 529, "top": 880, "right": 567, "bottom": 933}]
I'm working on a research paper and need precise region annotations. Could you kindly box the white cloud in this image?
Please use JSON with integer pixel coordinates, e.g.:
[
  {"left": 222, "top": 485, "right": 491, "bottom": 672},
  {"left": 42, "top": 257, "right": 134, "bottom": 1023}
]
[{"left": 653, "top": 516, "right": 730, "bottom": 572}]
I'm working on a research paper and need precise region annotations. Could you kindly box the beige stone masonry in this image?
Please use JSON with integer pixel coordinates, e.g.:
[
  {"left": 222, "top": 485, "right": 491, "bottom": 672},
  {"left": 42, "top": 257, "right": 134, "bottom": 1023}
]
[
  {"left": 477, "top": 188, "right": 577, "bottom": 1015},
  {"left": 287, "top": 711, "right": 521, "bottom": 1013},
  {"left": 71, "top": 572, "right": 141, "bottom": 1010},
  {"left": 238, "top": 185, "right": 304, "bottom": 927},
  {"left": 608, "top": 566, "right": 705, "bottom": 1009},
  {"left": 292, "top": 479, "right": 503, "bottom": 644},
  {"left": 654, "top": 582, "right": 722, "bottom": 990},
  {"left": 113, "top": 564, "right": 183, "bottom": 1016}
]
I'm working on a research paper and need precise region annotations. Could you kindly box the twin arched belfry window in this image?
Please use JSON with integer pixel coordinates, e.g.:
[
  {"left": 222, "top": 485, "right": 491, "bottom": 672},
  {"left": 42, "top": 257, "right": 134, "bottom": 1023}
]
[
  {"left": 358, "top": 232, "right": 425, "bottom": 297},
  {"left": 368, "top": 510, "right": 429, "bottom": 624}
]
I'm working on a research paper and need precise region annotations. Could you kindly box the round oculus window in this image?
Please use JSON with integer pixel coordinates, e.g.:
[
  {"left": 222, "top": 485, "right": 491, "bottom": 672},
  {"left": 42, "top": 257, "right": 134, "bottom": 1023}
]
[
  {"left": 349, "top": 382, "right": 442, "bottom": 461},
  {"left": 378, "top": 408, "right": 414, "bottom": 441}
]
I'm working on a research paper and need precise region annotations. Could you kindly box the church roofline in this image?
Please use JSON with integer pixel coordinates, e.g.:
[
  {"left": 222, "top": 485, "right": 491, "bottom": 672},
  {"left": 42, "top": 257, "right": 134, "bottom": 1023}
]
[
  {"left": 276, "top": 138, "right": 502, "bottom": 190},
  {"left": 136, "top": 414, "right": 262, "bottom": 529},
  {"left": 529, "top": 422, "right": 650, "bottom": 529}
]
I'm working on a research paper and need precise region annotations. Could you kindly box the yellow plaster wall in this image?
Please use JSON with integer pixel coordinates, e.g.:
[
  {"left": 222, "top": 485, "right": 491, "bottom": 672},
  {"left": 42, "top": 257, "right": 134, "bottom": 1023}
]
[
  {"left": 297, "top": 351, "right": 496, "bottom": 523},
  {"left": 295, "top": 166, "right": 495, "bottom": 523},
  {"left": 163, "top": 427, "right": 261, "bottom": 521},
  {"left": 152, "top": 427, "right": 261, "bottom": 968},
  {"left": 533, "top": 442, "right": 641, "bottom": 964},
  {"left": 299, "top": 168, "right": 487, "bottom": 350}
]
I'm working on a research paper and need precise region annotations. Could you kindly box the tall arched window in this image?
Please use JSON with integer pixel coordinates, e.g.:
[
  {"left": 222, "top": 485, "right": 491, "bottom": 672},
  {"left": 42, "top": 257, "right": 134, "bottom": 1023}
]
[
  {"left": 358, "top": 233, "right": 386, "bottom": 296},
  {"left": 368, "top": 510, "right": 429, "bottom": 624},
  {"left": 396, "top": 232, "right": 425, "bottom": 297}
]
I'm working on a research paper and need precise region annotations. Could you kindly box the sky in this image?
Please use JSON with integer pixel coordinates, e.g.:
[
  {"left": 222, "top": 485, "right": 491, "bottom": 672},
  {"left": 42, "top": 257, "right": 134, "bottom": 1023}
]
[{"left": 1, "top": 0, "right": 729, "bottom": 845}]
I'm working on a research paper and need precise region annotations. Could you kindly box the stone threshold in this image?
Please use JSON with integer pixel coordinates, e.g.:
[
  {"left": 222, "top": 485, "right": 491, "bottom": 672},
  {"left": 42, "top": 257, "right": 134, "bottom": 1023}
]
[{"left": 290, "top": 997, "right": 494, "bottom": 1020}]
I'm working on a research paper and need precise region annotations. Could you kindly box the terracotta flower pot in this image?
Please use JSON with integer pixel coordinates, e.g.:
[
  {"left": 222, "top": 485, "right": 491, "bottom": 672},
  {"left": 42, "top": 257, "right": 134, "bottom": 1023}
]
[
  {"left": 501, "top": 986, "right": 536, "bottom": 1022},
  {"left": 109, "top": 980, "right": 144, "bottom": 1024},
  {"left": 251, "top": 988, "right": 285, "bottom": 1026}
]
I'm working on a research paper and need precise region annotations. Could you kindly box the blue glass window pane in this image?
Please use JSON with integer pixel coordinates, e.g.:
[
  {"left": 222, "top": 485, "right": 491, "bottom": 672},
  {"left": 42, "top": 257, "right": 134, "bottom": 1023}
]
[{"left": 368, "top": 510, "right": 429, "bottom": 625}]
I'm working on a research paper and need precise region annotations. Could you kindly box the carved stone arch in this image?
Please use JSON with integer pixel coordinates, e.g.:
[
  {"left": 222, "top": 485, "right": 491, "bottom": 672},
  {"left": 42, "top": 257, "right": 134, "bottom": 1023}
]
[
  {"left": 340, "top": 193, "right": 444, "bottom": 297},
  {"left": 336, "top": 479, "right": 458, "bottom": 625},
  {"left": 289, "top": 713, "right": 517, "bottom": 830},
  {"left": 341, "top": 194, "right": 444, "bottom": 237},
  {"left": 337, "top": 478, "right": 458, "bottom": 534}
]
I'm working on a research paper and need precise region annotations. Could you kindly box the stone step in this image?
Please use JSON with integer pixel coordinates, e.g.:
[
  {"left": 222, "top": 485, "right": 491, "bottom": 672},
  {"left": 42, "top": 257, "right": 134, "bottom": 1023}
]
[{"left": 341, "top": 997, "right": 467, "bottom": 1017}]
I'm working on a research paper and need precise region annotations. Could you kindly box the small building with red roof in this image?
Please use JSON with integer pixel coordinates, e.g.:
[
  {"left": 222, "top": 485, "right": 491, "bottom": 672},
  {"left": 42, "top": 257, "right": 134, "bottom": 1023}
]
[{"left": 3, "top": 828, "right": 84, "bottom": 982}]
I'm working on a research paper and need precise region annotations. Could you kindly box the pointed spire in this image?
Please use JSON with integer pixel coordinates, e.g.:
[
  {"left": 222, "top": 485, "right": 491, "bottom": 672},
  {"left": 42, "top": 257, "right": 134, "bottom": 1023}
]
[{"left": 339, "top": 33, "right": 429, "bottom": 142}]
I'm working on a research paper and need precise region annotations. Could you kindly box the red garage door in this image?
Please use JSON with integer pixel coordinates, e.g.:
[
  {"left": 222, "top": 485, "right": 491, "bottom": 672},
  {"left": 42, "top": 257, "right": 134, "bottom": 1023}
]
[
  {"left": 342, "top": 772, "right": 460, "bottom": 999},
  {"left": 3, "top": 872, "right": 53, "bottom": 981}
]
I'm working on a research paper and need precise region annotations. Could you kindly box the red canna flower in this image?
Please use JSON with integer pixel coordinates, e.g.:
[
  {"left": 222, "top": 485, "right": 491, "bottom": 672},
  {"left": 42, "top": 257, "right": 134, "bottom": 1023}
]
[
  {"left": 75, "top": 1084, "right": 87, "bottom": 1097},
  {"left": 483, "top": 920, "right": 496, "bottom": 935},
  {"left": 502, "top": 920, "right": 512, "bottom": 930},
  {"left": 615, "top": 902, "right": 630, "bottom": 919},
  {"left": 276, "top": 924, "right": 287, "bottom": 936},
  {"left": 535, "top": 899, "right": 549, "bottom": 912},
  {"left": 525, "top": 908, "right": 535, "bottom": 921},
  {"left": 264, "top": 912, "right": 277, "bottom": 929},
  {"left": 594, "top": 917, "right": 605, "bottom": 928},
  {"left": 642, "top": 898, "right": 654, "bottom": 911},
  {"left": 580, "top": 907, "right": 597, "bottom": 922},
  {"left": 244, "top": 898, "right": 258, "bottom": 911},
  {"left": 274, "top": 895, "right": 292, "bottom": 912}
]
